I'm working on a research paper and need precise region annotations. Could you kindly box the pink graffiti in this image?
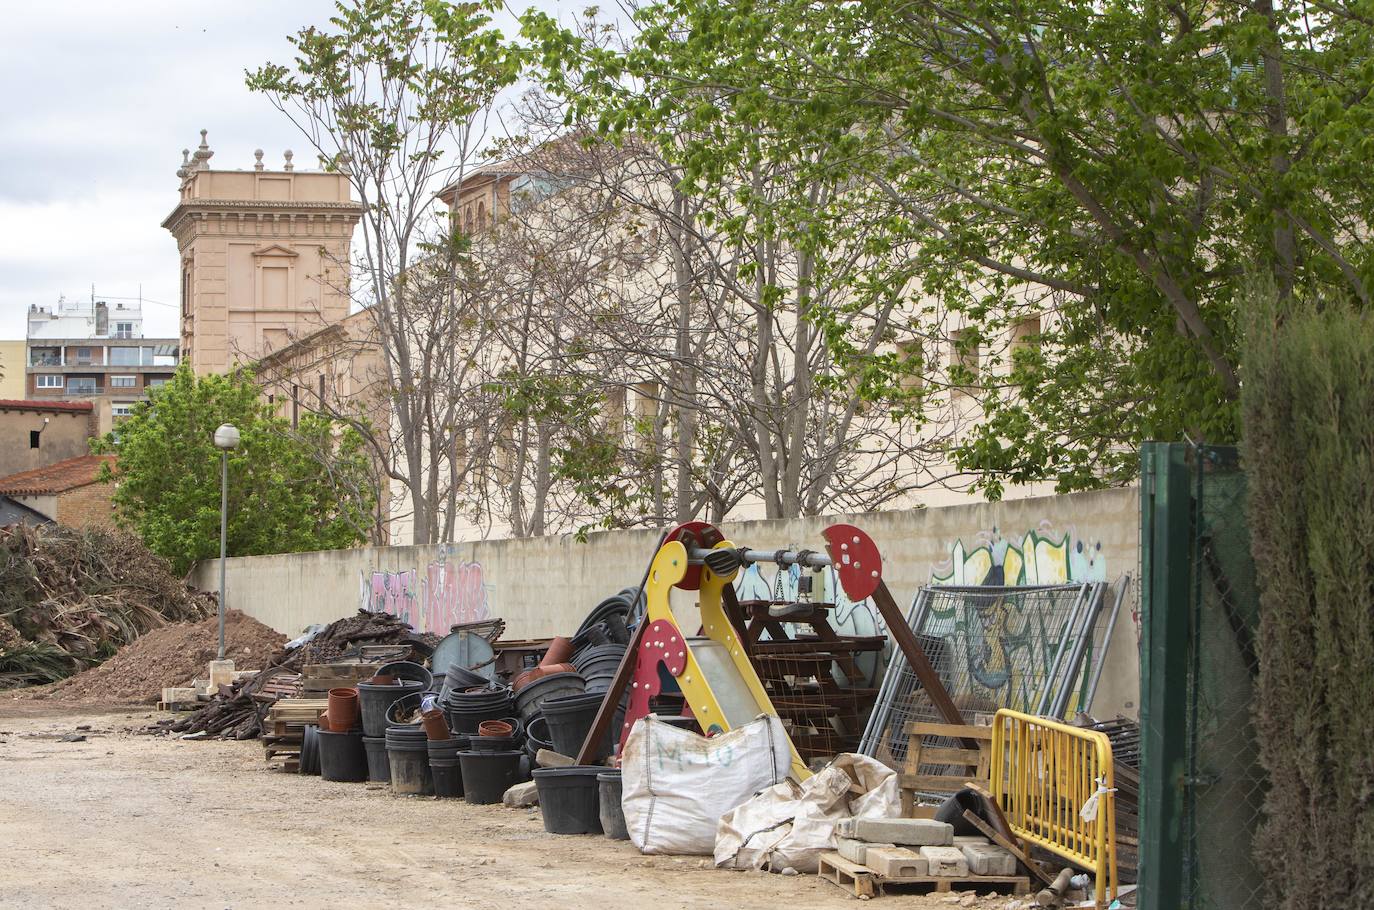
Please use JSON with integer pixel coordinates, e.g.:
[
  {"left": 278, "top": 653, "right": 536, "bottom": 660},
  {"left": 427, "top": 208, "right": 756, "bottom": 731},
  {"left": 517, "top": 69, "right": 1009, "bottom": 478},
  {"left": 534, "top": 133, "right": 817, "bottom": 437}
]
[
  {"left": 422, "top": 559, "right": 489, "bottom": 632},
  {"left": 360, "top": 560, "right": 489, "bottom": 634}
]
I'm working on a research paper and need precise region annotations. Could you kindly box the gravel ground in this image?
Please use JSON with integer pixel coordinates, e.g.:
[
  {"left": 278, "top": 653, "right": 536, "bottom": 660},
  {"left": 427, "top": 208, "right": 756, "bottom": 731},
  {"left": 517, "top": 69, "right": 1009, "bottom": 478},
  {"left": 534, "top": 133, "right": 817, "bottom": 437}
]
[{"left": 0, "top": 703, "right": 1030, "bottom": 910}]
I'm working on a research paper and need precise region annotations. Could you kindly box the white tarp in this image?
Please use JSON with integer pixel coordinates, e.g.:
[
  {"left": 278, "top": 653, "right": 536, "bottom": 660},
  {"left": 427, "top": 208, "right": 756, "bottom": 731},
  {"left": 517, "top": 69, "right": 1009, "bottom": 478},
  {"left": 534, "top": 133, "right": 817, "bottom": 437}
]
[
  {"left": 621, "top": 714, "right": 792, "bottom": 855},
  {"left": 714, "top": 752, "right": 902, "bottom": 873}
]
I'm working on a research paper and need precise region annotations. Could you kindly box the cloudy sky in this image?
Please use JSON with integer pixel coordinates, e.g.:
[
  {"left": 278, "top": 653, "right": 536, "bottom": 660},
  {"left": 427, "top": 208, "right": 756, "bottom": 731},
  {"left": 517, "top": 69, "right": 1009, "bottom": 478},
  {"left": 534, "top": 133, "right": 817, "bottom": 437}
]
[{"left": 0, "top": 0, "right": 568, "bottom": 340}]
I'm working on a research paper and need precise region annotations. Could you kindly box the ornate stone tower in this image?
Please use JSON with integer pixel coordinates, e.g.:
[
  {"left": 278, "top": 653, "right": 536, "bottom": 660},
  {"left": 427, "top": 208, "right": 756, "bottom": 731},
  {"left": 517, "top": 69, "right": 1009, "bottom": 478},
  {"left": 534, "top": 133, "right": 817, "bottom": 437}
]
[{"left": 161, "top": 131, "right": 362, "bottom": 375}]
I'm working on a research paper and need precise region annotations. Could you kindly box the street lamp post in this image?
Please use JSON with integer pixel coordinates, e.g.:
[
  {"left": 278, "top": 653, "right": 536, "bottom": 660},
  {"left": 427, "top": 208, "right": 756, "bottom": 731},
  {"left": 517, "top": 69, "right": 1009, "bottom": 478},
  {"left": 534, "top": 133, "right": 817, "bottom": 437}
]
[{"left": 213, "top": 423, "right": 241, "bottom": 660}]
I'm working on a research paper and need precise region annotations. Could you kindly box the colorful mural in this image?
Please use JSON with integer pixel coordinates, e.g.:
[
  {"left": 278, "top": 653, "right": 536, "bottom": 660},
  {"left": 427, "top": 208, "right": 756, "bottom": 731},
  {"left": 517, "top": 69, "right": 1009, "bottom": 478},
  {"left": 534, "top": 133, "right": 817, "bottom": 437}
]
[
  {"left": 930, "top": 522, "right": 1107, "bottom": 586},
  {"left": 359, "top": 548, "right": 490, "bottom": 633}
]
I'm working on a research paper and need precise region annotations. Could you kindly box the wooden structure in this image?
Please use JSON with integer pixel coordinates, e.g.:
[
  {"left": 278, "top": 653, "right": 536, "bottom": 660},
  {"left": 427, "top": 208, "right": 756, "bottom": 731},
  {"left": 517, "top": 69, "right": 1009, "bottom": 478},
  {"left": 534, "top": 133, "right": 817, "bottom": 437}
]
[
  {"left": 817, "top": 851, "right": 1030, "bottom": 899},
  {"left": 899, "top": 720, "right": 994, "bottom": 815}
]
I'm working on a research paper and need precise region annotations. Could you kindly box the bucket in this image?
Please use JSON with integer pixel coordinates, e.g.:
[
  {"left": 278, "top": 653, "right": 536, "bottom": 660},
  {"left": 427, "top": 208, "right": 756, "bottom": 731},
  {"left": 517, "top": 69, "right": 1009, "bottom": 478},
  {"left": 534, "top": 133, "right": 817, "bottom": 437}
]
[
  {"left": 533, "top": 766, "right": 605, "bottom": 834},
  {"left": 421, "top": 708, "right": 451, "bottom": 741},
  {"left": 469, "top": 734, "right": 517, "bottom": 753},
  {"left": 513, "top": 671, "right": 585, "bottom": 723},
  {"left": 525, "top": 715, "right": 554, "bottom": 763},
  {"left": 357, "top": 680, "right": 425, "bottom": 737},
  {"left": 386, "top": 732, "right": 435, "bottom": 796},
  {"left": 459, "top": 750, "right": 524, "bottom": 804},
  {"left": 317, "top": 729, "right": 368, "bottom": 782},
  {"left": 361, "top": 735, "right": 390, "bottom": 782},
  {"left": 385, "top": 692, "right": 425, "bottom": 727},
  {"left": 597, "top": 770, "right": 628, "bottom": 840},
  {"left": 543, "top": 692, "right": 612, "bottom": 760}
]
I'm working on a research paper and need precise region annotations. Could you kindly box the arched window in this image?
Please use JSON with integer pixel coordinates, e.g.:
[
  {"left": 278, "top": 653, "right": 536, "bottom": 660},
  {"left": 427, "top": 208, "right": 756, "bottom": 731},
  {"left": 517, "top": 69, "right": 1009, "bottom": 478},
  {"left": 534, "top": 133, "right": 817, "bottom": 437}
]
[{"left": 477, "top": 201, "right": 487, "bottom": 229}]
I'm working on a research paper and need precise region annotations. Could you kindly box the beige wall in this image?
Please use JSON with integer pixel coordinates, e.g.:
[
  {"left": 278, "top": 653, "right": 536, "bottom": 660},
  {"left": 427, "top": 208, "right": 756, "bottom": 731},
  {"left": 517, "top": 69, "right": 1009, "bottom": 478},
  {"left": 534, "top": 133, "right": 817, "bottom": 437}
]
[
  {"left": 193, "top": 486, "right": 1141, "bottom": 718},
  {"left": 0, "top": 341, "right": 26, "bottom": 399},
  {"left": 163, "top": 142, "right": 361, "bottom": 376},
  {"left": 0, "top": 407, "right": 95, "bottom": 476}
]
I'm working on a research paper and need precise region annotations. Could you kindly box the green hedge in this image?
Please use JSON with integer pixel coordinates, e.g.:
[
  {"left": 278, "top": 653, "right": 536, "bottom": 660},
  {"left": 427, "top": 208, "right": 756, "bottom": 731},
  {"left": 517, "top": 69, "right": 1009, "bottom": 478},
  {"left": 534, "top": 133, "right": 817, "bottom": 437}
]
[{"left": 1242, "top": 290, "right": 1374, "bottom": 908}]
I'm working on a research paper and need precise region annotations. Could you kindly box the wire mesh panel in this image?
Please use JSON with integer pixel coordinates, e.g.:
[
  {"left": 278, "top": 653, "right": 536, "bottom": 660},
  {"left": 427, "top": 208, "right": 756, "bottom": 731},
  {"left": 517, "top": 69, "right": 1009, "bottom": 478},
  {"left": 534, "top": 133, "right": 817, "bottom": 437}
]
[
  {"left": 1140, "top": 443, "right": 1266, "bottom": 910},
  {"left": 861, "top": 583, "right": 1104, "bottom": 773},
  {"left": 1186, "top": 448, "right": 1266, "bottom": 910}
]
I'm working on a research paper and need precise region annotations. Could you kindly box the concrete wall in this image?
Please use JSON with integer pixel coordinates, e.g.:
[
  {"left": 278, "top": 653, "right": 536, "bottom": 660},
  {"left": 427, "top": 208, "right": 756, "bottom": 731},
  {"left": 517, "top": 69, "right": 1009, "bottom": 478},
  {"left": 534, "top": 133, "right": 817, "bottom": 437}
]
[{"left": 194, "top": 486, "right": 1141, "bottom": 718}]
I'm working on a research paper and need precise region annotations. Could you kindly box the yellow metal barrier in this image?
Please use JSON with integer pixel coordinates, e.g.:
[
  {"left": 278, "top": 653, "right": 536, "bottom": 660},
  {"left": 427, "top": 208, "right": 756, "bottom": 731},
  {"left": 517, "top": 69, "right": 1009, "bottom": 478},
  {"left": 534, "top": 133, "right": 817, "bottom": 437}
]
[{"left": 991, "top": 709, "right": 1117, "bottom": 907}]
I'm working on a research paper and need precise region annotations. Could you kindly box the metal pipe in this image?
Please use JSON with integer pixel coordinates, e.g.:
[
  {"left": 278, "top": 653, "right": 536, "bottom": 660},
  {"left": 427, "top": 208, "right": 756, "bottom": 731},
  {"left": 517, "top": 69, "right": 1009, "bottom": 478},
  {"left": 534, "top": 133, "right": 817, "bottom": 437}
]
[
  {"left": 1082, "top": 574, "right": 1131, "bottom": 712},
  {"left": 687, "top": 545, "right": 834, "bottom": 569},
  {"left": 218, "top": 449, "right": 228, "bottom": 661},
  {"left": 1035, "top": 583, "right": 1090, "bottom": 716},
  {"left": 1051, "top": 582, "right": 1109, "bottom": 718}
]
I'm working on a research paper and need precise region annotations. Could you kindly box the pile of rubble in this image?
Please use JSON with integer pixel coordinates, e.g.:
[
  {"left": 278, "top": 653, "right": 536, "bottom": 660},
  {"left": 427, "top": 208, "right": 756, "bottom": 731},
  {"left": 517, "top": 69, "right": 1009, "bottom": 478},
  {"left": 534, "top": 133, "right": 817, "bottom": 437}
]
[{"left": 0, "top": 524, "right": 215, "bottom": 688}]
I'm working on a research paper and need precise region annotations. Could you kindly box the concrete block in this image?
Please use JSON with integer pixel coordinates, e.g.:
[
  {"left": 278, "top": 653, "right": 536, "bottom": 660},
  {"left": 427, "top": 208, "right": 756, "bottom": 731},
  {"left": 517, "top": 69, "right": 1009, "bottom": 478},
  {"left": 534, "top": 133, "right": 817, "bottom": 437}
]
[
  {"left": 960, "top": 843, "right": 1017, "bottom": 876},
  {"left": 837, "top": 837, "right": 892, "bottom": 866},
  {"left": 503, "top": 780, "right": 539, "bottom": 807},
  {"left": 953, "top": 834, "right": 990, "bottom": 846},
  {"left": 207, "top": 659, "right": 235, "bottom": 689},
  {"left": 919, "top": 845, "right": 969, "bottom": 877},
  {"left": 843, "top": 817, "right": 953, "bottom": 846},
  {"left": 864, "top": 846, "right": 929, "bottom": 879}
]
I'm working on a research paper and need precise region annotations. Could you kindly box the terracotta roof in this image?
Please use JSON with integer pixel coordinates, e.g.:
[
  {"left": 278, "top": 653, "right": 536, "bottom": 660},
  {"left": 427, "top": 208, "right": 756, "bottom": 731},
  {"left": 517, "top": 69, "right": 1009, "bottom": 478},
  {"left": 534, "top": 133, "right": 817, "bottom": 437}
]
[
  {"left": 0, "top": 399, "right": 93, "bottom": 414},
  {"left": 0, "top": 454, "right": 115, "bottom": 496}
]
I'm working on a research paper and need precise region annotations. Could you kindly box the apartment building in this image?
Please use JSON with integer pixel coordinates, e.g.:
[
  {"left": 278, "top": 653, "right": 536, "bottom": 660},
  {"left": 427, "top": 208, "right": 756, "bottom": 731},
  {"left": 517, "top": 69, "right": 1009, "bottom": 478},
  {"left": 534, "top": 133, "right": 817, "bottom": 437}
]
[{"left": 26, "top": 297, "right": 178, "bottom": 417}]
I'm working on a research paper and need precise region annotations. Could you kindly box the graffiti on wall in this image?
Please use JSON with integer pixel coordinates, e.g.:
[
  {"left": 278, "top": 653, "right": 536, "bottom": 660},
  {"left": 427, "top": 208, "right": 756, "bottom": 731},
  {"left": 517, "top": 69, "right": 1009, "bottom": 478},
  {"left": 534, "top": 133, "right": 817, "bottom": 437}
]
[
  {"left": 925, "top": 522, "right": 1111, "bottom": 713},
  {"left": 359, "top": 547, "right": 490, "bottom": 634},
  {"left": 930, "top": 522, "right": 1107, "bottom": 587}
]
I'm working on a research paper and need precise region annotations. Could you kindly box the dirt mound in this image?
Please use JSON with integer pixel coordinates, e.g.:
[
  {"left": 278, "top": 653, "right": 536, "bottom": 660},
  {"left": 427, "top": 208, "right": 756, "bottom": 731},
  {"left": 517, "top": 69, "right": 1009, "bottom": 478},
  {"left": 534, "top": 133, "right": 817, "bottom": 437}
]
[{"left": 27, "top": 610, "right": 286, "bottom": 705}]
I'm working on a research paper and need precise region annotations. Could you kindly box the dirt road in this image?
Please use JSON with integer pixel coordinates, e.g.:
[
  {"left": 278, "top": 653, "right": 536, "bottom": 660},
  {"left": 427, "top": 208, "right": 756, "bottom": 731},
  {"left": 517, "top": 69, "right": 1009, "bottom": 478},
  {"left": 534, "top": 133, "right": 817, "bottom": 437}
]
[{"left": 0, "top": 704, "right": 1022, "bottom": 910}]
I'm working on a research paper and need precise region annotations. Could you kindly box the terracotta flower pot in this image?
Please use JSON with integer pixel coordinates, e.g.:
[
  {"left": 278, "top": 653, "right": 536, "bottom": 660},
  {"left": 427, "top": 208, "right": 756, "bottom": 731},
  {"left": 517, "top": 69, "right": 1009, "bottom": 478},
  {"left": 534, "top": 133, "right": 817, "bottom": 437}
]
[
  {"left": 513, "top": 663, "right": 578, "bottom": 692},
  {"left": 421, "top": 707, "right": 451, "bottom": 741},
  {"left": 328, "top": 687, "right": 359, "bottom": 732},
  {"left": 540, "top": 636, "right": 575, "bottom": 668},
  {"left": 478, "top": 719, "right": 514, "bottom": 738},
  {"left": 317, "top": 710, "right": 333, "bottom": 732}
]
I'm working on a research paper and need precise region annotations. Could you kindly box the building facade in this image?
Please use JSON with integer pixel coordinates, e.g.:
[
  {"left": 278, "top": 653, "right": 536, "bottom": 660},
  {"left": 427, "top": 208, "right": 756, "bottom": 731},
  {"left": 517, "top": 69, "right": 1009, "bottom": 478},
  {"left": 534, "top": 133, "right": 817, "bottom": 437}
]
[
  {"left": 161, "top": 131, "right": 362, "bottom": 375},
  {"left": 0, "top": 340, "right": 26, "bottom": 400},
  {"left": 0, "top": 454, "right": 117, "bottom": 530},
  {"left": 25, "top": 297, "right": 177, "bottom": 416},
  {"left": 0, "top": 399, "right": 100, "bottom": 477}
]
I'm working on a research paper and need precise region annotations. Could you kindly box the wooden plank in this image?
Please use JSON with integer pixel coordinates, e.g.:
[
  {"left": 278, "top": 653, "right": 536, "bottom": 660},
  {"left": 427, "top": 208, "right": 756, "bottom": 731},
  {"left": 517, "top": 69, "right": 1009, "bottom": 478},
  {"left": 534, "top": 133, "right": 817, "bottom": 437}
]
[
  {"left": 918, "top": 746, "right": 987, "bottom": 766},
  {"left": 905, "top": 721, "right": 994, "bottom": 741},
  {"left": 817, "top": 852, "right": 877, "bottom": 899},
  {"left": 871, "top": 582, "right": 973, "bottom": 743},
  {"left": 901, "top": 773, "right": 983, "bottom": 792}
]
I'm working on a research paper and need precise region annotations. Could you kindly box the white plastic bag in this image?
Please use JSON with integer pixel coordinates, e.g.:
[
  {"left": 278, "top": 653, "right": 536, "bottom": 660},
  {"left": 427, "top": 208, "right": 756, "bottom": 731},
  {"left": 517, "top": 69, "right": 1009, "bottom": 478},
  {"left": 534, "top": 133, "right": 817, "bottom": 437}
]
[
  {"left": 714, "top": 752, "right": 901, "bottom": 873},
  {"left": 621, "top": 714, "right": 792, "bottom": 855}
]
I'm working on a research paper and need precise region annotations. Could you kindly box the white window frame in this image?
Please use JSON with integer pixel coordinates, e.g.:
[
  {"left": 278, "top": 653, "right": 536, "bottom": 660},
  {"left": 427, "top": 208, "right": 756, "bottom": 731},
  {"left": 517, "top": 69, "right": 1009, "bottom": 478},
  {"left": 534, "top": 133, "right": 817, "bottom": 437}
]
[
  {"left": 36, "top": 374, "right": 63, "bottom": 389},
  {"left": 114, "top": 322, "right": 134, "bottom": 339},
  {"left": 111, "top": 403, "right": 135, "bottom": 418},
  {"left": 110, "top": 375, "right": 137, "bottom": 388}
]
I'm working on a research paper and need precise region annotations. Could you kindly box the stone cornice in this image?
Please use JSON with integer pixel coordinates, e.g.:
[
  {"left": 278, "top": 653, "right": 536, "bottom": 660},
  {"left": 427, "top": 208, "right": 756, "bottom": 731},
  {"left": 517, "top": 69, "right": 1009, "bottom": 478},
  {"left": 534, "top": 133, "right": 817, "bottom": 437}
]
[{"left": 161, "top": 198, "right": 363, "bottom": 234}]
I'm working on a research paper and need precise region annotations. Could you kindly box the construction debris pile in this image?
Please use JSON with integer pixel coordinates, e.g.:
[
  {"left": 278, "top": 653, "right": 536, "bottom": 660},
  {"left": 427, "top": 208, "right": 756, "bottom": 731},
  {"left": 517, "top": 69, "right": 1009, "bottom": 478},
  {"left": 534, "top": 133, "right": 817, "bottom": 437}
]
[
  {"left": 0, "top": 524, "right": 216, "bottom": 688},
  {"left": 25, "top": 610, "right": 287, "bottom": 704}
]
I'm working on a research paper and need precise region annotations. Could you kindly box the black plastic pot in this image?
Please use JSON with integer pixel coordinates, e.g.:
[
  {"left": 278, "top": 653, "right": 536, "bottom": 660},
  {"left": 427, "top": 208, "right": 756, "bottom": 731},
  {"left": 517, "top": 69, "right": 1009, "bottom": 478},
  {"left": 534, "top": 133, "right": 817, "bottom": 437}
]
[
  {"left": 317, "top": 729, "right": 368, "bottom": 782},
  {"left": 469, "top": 733, "right": 518, "bottom": 753},
  {"left": 444, "top": 687, "right": 515, "bottom": 734},
  {"left": 299, "top": 724, "right": 321, "bottom": 775},
  {"left": 386, "top": 731, "right": 435, "bottom": 796},
  {"left": 533, "top": 766, "right": 605, "bottom": 834},
  {"left": 376, "top": 661, "right": 434, "bottom": 690},
  {"left": 525, "top": 715, "right": 554, "bottom": 763},
  {"left": 445, "top": 664, "right": 489, "bottom": 691},
  {"left": 513, "top": 671, "right": 585, "bottom": 723},
  {"left": 431, "top": 758, "right": 464, "bottom": 799},
  {"left": 427, "top": 735, "right": 469, "bottom": 762},
  {"left": 543, "top": 692, "right": 615, "bottom": 761},
  {"left": 598, "top": 770, "right": 628, "bottom": 840},
  {"left": 361, "top": 735, "right": 390, "bottom": 782},
  {"left": 385, "top": 692, "right": 425, "bottom": 727},
  {"left": 935, "top": 789, "right": 986, "bottom": 837},
  {"left": 357, "top": 680, "right": 426, "bottom": 737},
  {"left": 572, "top": 643, "right": 626, "bottom": 671},
  {"left": 459, "top": 750, "right": 524, "bottom": 804}
]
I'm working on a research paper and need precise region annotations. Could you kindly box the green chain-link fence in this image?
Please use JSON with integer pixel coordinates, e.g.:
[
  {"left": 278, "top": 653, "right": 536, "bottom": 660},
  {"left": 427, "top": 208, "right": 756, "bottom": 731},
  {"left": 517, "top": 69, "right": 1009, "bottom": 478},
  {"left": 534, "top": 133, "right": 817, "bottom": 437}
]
[{"left": 1140, "top": 443, "right": 1267, "bottom": 910}]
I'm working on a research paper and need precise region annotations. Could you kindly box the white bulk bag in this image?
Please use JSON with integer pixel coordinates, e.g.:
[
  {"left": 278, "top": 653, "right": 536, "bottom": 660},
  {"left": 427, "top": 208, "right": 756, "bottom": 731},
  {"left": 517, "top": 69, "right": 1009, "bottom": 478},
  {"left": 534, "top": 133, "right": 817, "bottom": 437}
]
[
  {"left": 714, "top": 752, "right": 902, "bottom": 873},
  {"left": 621, "top": 713, "right": 792, "bottom": 855}
]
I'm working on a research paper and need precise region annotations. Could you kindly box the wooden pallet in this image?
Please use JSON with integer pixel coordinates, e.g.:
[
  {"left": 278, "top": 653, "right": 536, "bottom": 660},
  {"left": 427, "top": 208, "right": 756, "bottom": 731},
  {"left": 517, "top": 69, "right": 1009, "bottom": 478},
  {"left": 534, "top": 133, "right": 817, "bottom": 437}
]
[{"left": 817, "top": 852, "right": 1030, "bottom": 899}]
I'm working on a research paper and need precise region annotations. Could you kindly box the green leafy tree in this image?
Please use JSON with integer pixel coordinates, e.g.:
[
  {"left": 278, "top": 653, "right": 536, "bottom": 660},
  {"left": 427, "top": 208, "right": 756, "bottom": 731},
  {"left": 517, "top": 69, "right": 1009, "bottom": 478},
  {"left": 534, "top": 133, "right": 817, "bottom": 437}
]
[
  {"left": 96, "top": 365, "right": 376, "bottom": 575},
  {"left": 523, "top": 0, "right": 1374, "bottom": 495}
]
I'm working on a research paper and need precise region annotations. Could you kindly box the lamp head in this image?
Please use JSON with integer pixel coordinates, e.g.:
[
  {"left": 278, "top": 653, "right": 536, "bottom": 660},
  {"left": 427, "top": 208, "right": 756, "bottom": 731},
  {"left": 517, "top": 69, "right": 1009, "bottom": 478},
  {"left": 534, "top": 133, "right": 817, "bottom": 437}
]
[{"left": 213, "top": 423, "right": 241, "bottom": 450}]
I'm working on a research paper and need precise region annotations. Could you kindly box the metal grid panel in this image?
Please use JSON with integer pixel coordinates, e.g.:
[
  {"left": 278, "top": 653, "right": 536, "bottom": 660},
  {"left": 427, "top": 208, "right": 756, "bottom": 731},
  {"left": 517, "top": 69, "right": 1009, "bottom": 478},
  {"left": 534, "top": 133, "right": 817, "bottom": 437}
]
[{"left": 861, "top": 583, "right": 1104, "bottom": 771}]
